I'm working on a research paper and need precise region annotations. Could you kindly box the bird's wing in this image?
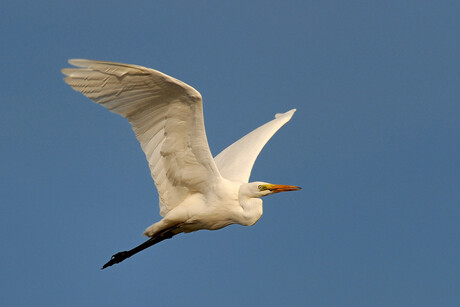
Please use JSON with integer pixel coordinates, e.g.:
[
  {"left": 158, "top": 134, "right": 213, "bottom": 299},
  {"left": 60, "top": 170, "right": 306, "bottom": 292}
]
[
  {"left": 62, "top": 59, "right": 221, "bottom": 216},
  {"left": 214, "top": 109, "right": 296, "bottom": 183}
]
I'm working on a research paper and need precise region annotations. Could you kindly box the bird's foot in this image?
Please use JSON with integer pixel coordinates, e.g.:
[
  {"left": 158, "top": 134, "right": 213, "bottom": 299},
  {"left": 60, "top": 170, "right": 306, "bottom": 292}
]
[{"left": 101, "top": 251, "right": 130, "bottom": 269}]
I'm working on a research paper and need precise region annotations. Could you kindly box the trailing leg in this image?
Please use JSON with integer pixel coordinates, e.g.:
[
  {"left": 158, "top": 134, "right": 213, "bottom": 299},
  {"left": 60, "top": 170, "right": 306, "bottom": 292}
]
[{"left": 101, "top": 223, "right": 183, "bottom": 269}]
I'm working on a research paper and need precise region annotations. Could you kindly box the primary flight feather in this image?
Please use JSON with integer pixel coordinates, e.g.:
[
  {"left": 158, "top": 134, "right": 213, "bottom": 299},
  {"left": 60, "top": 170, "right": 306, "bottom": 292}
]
[{"left": 62, "top": 59, "right": 300, "bottom": 269}]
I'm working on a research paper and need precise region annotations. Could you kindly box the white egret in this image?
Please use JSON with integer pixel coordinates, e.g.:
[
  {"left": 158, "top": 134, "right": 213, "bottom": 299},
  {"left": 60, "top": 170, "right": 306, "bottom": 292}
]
[{"left": 62, "top": 59, "right": 301, "bottom": 269}]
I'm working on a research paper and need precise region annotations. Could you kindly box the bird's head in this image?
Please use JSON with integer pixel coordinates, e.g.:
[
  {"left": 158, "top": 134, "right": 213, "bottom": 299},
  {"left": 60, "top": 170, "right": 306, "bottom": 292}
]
[{"left": 243, "top": 181, "right": 302, "bottom": 198}]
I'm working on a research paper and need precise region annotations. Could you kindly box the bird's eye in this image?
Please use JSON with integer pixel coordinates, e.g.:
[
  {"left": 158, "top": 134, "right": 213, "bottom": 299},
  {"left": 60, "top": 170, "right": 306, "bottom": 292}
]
[{"left": 258, "top": 185, "right": 263, "bottom": 190}]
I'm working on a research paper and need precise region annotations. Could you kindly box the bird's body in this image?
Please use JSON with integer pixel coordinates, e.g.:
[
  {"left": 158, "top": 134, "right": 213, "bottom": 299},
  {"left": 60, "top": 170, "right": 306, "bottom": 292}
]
[
  {"left": 144, "top": 179, "right": 263, "bottom": 236},
  {"left": 62, "top": 59, "right": 300, "bottom": 268}
]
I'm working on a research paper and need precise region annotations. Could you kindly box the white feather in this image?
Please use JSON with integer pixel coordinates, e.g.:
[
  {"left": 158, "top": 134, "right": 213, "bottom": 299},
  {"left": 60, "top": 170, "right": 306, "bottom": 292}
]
[
  {"left": 214, "top": 109, "right": 296, "bottom": 183},
  {"left": 62, "top": 59, "right": 221, "bottom": 217}
]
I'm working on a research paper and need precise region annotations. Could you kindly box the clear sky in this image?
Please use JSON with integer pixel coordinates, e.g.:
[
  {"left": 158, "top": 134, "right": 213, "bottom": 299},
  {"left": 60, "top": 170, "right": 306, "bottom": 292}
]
[{"left": 1, "top": 1, "right": 458, "bottom": 306}]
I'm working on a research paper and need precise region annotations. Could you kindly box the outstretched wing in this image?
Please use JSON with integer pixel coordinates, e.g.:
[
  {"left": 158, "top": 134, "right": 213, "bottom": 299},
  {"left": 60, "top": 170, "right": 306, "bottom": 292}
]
[
  {"left": 214, "top": 109, "right": 296, "bottom": 183},
  {"left": 62, "top": 59, "right": 221, "bottom": 216}
]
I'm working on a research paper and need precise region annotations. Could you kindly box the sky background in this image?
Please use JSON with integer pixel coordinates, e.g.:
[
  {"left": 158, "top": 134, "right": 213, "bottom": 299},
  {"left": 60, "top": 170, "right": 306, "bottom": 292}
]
[{"left": 1, "top": 1, "right": 458, "bottom": 306}]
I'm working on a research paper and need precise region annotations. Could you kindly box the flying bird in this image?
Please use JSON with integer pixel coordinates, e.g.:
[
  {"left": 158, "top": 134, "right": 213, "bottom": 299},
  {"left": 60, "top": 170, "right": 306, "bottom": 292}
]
[{"left": 62, "top": 59, "right": 301, "bottom": 269}]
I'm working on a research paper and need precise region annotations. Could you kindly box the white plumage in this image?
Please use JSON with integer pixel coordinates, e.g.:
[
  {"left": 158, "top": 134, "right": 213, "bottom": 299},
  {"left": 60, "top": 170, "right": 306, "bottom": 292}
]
[{"left": 62, "top": 59, "right": 300, "bottom": 269}]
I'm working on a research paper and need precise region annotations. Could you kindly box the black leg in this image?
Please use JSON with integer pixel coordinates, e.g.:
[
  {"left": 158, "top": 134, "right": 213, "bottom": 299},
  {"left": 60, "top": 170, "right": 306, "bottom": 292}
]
[{"left": 101, "top": 223, "right": 183, "bottom": 269}]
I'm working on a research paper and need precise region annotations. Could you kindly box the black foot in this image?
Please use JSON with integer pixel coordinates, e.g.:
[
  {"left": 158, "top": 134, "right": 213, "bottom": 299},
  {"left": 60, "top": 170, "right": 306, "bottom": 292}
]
[
  {"left": 100, "top": 224, "right": 183, "bottom": 270},
  {"left": 101, "top": 251, "right": 130, "bottom": 269}
]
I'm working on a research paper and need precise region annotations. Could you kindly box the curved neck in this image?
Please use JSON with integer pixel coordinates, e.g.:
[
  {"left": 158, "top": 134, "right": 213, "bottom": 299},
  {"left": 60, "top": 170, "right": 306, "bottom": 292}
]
[{"left": 238, "top": 195, "right": 263, "bottom": 226}]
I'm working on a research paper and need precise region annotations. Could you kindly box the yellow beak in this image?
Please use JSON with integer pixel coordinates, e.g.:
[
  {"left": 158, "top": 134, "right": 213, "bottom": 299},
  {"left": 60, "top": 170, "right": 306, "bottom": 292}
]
[{"left": 267, "top": 184, "right": 302, "bottom": 193}]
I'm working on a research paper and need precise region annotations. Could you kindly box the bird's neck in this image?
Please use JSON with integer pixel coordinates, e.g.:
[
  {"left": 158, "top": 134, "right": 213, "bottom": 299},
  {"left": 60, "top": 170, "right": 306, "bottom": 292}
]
[{"left": 238, "top": 197, "right": 263, "bottom": 226}]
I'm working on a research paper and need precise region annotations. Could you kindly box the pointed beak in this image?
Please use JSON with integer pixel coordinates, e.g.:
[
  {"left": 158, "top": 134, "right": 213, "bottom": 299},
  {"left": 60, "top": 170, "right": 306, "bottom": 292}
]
[{"left": 268, "top": 184, "right": 302, "bottom": 193}]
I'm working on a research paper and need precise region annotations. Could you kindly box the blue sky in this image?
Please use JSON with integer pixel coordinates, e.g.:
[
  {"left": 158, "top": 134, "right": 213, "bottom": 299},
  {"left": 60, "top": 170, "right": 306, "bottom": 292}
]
[{"left": 1, "top": 1, "right": 458, "bottom": 306}]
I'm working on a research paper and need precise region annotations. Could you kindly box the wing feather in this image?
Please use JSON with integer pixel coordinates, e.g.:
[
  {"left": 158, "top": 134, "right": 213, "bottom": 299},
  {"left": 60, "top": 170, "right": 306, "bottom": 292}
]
[
  {"left": 62, "top": 59, "right": 221, "bottom": 216},
  {"left": 214, "top": 109, "right": 296, "bottom": 183}
]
